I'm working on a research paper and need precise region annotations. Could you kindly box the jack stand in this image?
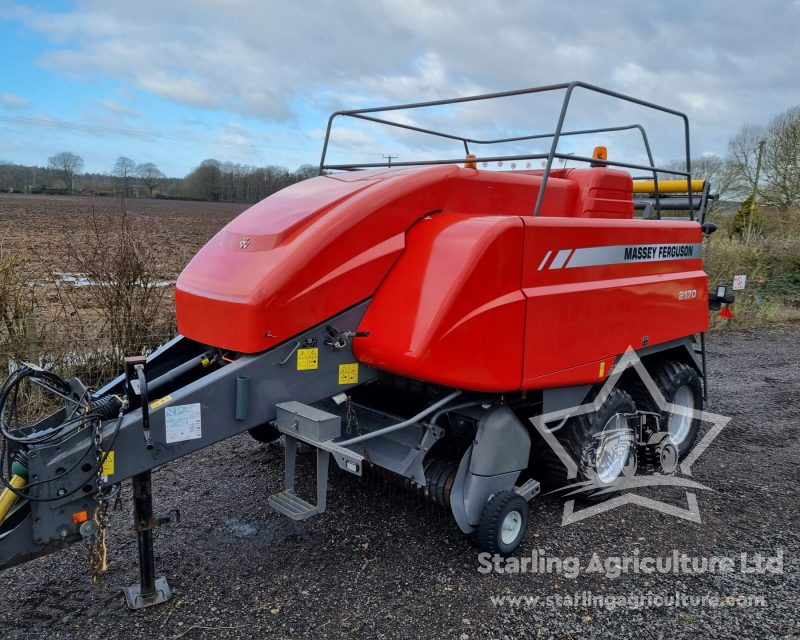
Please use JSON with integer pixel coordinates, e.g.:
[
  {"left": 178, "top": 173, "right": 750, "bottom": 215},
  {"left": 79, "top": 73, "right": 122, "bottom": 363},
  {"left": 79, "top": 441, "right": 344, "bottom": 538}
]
[{"left": 123, "top": 471, "right": 171, "bottom": 609}]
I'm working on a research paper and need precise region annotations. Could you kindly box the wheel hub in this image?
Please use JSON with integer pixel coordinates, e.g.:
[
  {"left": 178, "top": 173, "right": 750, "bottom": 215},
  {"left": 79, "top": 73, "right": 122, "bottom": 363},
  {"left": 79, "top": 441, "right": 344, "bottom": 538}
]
[
  {"left": 667, "top": 385, "right": 695, "bottom": 445},
  {"left": 501, "top": 510, "right": 522, "bottom": 545}
]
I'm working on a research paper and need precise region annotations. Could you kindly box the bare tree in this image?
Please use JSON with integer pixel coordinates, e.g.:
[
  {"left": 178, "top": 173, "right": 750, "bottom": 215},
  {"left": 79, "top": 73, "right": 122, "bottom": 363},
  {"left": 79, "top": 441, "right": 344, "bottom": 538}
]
[
  {"left": 726, "top": 106, "right": 800, "bottom": 208},
  {"left": 294, "top": 164, "right": 319, "bottom": 181},
  {"left": 185, "top": 159, "right": 223, "bottom": 201},
  {"left": 690, "top": 155, "right": 738, "bottom": 216},
  {"left": 726, "top": 124, "right": 764, "bottom": 200},
  {"left": 665, "top": 155, "right": 737, "bottom": 217},
  {"left": 48, "top": 151, "right": 84, "bottom": 194},
  {"left": 761, "top": 106, "right": 800, "bottom": 208},
  {"left": 136, "top": 162, "right": 165, "bottom": 197},
  {"left": 113, "top": 156, "right": 136, "bottom": 197}
]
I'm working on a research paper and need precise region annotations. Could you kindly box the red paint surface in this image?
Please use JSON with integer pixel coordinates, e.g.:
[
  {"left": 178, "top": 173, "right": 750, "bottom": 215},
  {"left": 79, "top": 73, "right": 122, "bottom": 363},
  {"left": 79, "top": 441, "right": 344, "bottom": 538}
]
[{"left": 176, "top": 165, "right": 707, "bottom": 391}]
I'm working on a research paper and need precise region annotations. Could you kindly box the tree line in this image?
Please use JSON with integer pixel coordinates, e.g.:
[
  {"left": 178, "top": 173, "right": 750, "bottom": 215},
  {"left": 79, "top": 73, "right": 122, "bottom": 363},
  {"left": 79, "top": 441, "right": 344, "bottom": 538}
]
[
  {"left": 0, "top": 154, "right": 320, "bottom": 204},
  {"left": 676, "top": 104, "right": 800, "bottom": 216},
  {"left": 0, "top": 103, "right": 797, "bottom": 207}
]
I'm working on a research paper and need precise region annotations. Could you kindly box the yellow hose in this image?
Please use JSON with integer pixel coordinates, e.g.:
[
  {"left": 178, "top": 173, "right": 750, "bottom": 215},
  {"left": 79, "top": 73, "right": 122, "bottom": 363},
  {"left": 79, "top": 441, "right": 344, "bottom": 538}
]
[{"left": 0, "top": 475, "right": 27, "bottom": 524}]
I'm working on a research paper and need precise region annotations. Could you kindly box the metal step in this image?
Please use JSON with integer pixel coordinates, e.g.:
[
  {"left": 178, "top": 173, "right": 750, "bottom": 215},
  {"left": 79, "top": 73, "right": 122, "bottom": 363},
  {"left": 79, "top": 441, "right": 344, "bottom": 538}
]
[{"left": 268, "top": 490, "right": 321, "bottom": 521}]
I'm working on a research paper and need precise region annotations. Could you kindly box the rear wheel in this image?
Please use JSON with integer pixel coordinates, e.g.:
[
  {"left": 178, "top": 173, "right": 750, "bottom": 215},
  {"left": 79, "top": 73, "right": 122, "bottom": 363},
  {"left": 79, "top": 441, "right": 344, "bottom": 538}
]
[
  {"left": 633, "top": 361, "right": 702, "bottom": 459},
  {"left": 537, "top": 388, "right": 637, "bottom": 502}
]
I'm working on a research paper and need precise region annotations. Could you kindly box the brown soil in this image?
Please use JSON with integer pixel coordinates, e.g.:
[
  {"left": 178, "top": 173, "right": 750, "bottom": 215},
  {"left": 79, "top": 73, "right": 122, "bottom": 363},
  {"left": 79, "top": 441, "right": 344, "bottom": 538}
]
[{"left": 0, "top": 194, "right": 249, "bottom": 277}]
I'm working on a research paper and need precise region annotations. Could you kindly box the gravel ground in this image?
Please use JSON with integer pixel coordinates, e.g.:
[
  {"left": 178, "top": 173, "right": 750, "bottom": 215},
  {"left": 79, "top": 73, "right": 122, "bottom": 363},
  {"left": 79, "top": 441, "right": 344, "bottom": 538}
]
[{"left": 1, "top": 325, "right": 799, "bottom": 639}]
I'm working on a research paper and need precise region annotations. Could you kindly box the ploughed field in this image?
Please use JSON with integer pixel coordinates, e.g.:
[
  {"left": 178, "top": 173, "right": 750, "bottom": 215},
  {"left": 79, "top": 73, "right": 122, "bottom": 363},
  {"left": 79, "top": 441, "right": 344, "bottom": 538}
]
[{"left": 0, "top": 194, "right": 248, "bottom": 277}]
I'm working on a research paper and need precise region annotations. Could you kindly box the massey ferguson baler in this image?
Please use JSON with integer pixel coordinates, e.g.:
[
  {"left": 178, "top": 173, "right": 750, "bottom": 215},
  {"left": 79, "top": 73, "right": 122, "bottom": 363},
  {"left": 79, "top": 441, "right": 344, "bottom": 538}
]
[{"left": 0, "top": 82, "right": 728, "bottom": 608}]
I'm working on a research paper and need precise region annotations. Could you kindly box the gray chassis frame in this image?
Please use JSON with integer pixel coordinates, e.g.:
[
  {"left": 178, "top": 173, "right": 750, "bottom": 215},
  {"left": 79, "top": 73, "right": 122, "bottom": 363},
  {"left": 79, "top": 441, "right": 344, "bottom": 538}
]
[{"left": 0, "top": 298, "right": 701, "bottom": 572}]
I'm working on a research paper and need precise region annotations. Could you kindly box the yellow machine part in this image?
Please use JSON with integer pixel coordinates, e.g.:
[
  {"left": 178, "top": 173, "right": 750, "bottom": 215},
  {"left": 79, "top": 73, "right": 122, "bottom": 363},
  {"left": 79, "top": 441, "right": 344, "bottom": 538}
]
[
  {"left": 633, "top": 179, "right": 705, "bottom": 194},
  {"left": 0, "top": 474, "right": 27, "bottom": 524}
]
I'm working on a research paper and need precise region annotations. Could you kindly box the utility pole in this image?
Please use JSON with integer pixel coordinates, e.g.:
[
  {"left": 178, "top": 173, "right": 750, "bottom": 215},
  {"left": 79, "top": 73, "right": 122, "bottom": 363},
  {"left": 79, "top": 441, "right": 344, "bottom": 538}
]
[
  {"left": 751, "top": 139, "right": 765, "bottom": 205},
  {"left": 382, "top": 154, "right": 399, "bottom": 167},
  {"left": 749, "top": 139, "right": 766, "bottom": 234}
]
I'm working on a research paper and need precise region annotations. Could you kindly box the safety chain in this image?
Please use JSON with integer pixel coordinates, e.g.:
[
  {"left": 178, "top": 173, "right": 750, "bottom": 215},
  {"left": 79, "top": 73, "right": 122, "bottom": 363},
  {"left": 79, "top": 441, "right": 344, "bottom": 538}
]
[
  {"left": 344, "top": 396, "right": 361, "bottom": 436},
  {"left": 87, "top": 410, "right": 108, "bottom": 582}
]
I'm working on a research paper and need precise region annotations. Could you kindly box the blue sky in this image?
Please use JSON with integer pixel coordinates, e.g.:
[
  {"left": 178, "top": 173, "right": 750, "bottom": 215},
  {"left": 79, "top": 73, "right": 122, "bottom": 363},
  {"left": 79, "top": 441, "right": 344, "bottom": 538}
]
[
  {"left": 0, "top": 1, "right": 333, "bottom": 175},
  {"left": 1, "top": 1, "right": 799, "bottom": 177}
]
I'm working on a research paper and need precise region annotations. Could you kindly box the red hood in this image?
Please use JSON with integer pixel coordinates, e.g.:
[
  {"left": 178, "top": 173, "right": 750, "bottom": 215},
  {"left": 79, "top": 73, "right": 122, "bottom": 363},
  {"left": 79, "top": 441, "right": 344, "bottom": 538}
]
[{"left": 175, "top": 166, "right": 459, "bottom": 352}]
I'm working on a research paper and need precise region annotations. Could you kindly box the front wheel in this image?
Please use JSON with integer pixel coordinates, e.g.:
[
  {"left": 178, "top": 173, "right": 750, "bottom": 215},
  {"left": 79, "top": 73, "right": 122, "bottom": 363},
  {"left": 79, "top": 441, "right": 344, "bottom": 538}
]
[{"left": 477, "top": 491, "right": 530, "bottom": 555}]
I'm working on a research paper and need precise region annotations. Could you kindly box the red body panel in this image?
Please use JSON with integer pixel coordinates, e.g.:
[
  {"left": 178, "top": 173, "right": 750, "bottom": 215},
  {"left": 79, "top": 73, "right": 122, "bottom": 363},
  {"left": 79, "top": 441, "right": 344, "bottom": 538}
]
[
  {"left": 519, "top": 217, "right": 707, "bottom": 388},
  {"left": 176, "top": 165, "right": 708, "bottom": 392},
  {"left": 353, "top": 214, "right": 526, "bottom": 391}
]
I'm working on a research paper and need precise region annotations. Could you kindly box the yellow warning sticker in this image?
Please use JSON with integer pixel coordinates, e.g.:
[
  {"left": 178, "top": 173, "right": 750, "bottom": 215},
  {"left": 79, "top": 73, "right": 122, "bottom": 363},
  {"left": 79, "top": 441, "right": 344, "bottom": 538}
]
[
  {"left": 598, "top": 361, "right": 606, "bottom": 378},
  {"left": 338, "top": 363, "right": 359, "bottom": 385},
  {"left": 150, "top": 395, "right": 172, "bottom": 410},
  {"left": 297, "top": 348, "right": 319, "bottom": 370},
  {"left": 101, "top": 451, "right": 115, "bottom": 477}
]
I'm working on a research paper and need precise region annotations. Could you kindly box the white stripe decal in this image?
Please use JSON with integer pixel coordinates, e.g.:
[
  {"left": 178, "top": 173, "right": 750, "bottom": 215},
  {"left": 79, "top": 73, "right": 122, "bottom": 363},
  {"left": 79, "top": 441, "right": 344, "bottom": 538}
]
[
  {"left": 566, "top": 243, "right": 702, "bottom": 268},
  {"left": 537, "top": 250, "right": 553, "bottom": 271},
  {"left": 548, "top": 249, "right": 572, "bottom": 270}
]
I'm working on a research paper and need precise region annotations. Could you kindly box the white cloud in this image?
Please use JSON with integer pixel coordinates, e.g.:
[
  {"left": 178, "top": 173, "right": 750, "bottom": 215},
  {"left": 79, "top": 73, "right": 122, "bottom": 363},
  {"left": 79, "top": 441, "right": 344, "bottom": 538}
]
[
  {"left": 98, "top": 99, "right": 140, "bottom": 118},
  {"left": 612, "top": 63, "right": 657, "bottom": 94},
  {"left": 1, "top": 92, "right": 30, "bottom": 109},
  {"left": 136, "top": 72, "right": 219, "bottom": 111},
  {"left": 4, "top": 0, "right": 800, "bottom": 161}
]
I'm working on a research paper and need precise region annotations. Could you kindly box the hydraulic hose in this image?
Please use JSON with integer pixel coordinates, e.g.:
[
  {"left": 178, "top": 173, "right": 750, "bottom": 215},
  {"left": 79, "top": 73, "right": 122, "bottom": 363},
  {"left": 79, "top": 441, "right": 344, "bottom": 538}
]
[
  {"left": 0, "top": 455, "right": 28, "bottom": 524},
  {"left": 337, "top": 390, "right": 462, "bottom": 447}
]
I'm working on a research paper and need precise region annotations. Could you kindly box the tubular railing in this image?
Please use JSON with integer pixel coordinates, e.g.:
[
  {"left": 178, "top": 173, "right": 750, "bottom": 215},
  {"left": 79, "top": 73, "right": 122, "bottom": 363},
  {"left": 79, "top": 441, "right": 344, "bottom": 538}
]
[{"left": 318, "top": 81, "right": 694, "bottom": 219}]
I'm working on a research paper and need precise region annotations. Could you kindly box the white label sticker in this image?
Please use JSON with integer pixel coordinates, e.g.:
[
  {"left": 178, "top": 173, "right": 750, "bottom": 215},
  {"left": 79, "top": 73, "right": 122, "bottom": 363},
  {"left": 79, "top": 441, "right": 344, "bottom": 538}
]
[
  {"left": 165, "top": 403, "right": 202, "bottom": 443},
  {"left": 733, "top": 274, "right": 747, "bottom": 290}
]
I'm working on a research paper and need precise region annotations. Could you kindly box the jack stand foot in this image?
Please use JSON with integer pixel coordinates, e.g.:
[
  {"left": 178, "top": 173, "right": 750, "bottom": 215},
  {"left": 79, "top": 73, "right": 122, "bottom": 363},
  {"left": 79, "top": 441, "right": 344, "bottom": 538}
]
[
  {"left": 123, "top": 576, "right": 172, "bottom": 610},
  {"left": 124, "top": 470, "right": 171, "bottom": 610}
]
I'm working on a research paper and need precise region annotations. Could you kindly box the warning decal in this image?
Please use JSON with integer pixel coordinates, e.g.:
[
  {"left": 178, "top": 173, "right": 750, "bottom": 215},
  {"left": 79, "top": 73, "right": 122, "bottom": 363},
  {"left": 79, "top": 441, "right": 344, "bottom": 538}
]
[
  {"left": 150, "top": 394, "right": 172, "bottom": 410},
  {"left": 165, "top": 403, "right": 202, "bottom": 444},
  {"left": 101, "top": 451, "right": 115, "bottom": 477},
  {"left": 338, "top": 363, "right": 359, "bottom": 385},
  {"left": 297, "top": 347, "right": 319, "bottom": 370}
]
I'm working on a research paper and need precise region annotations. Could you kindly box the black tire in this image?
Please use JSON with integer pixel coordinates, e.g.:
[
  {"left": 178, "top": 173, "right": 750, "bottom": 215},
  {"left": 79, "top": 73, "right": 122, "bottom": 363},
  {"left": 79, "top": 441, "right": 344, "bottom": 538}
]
[
  {"left": 248, "top": 422, "right": 281, "bottom": 443},
  {"left": 631, "top": 361, "right": 702, "bottom": 459},
  {"left": 536, "top": 388, "right": 637, "bottom": 503},
  {"left": 477, "top": 490, "right": 530, "bottom": 555}
]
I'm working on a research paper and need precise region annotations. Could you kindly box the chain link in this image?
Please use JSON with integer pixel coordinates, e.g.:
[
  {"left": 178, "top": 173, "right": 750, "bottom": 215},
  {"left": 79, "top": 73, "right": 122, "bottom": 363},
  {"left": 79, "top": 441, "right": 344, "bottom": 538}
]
[
  {"left": 87, "top": 409, "right": 109, "bottom": 582},
  {"left": 344, "top": 396, "right": 361, "bottom": 436}
]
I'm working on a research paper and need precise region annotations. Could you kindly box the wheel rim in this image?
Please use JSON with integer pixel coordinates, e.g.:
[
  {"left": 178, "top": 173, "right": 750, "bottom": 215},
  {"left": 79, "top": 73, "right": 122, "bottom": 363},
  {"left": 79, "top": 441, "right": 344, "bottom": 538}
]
[
  {"left": 668, "top": 385, "right": 695, "bottom": 445},
  {"left": 595, "top": 413, "right": 634, "bottom": 484},
  {"left": 501, "top": 510, "right": 523, "bottom": 545}
]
